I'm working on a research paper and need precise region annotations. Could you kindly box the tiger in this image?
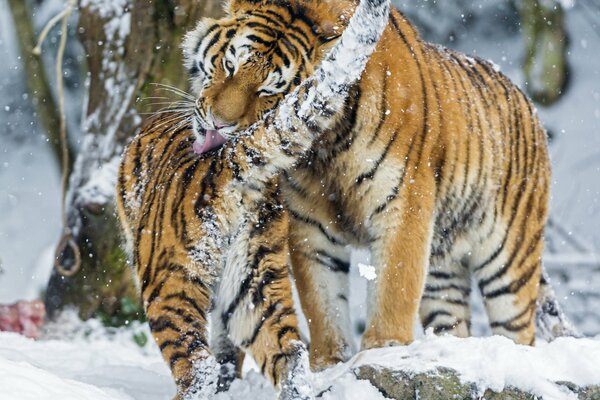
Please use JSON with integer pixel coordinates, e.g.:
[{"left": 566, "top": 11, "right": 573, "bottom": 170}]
[
  {"left": 116, "top": 0, "right": 390, "bottom": 399},
  {"left": 185, "top": 0, "right": 578, "bottom": 372}
]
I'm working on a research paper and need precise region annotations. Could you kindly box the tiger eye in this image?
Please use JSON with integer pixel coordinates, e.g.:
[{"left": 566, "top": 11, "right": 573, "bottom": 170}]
[{"left": 225, "top": 60, "right": 235, "bottom": 75}]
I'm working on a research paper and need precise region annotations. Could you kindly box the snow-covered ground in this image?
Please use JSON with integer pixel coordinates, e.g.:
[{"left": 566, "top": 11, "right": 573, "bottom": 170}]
[{"left": 1, "top": 314, "right": 599, "bottom": 400}]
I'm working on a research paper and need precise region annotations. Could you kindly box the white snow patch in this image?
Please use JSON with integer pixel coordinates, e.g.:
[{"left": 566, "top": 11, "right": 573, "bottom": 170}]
[
  {"left": 1, "top": 315, "right": 599, "bottom": 400},
  {"left": 357, "top": 263, "right": 377, "bottom": 281},
  {"left": 0, "top": 321, "right": 174, "bottom": 400},
  {"left": 0, "top": 357, "right": 132, "bottom": 400},
  {"left": 77, "top": 155, "right": 121, "bottom": 206},
  {"left": 80, "top": 0, "right": 130, "bottom": 20}
]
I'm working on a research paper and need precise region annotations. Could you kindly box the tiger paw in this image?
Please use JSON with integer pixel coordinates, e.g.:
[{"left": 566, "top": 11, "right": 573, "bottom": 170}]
[
  {"left": 361, "top": 328, "right": 411, "bottom": 350},
  {"left": 177, "top": 355, "right": 219, "bottom": 400},
  {"left": 278, "top": 344, "right": 315, "bottom": 400}
]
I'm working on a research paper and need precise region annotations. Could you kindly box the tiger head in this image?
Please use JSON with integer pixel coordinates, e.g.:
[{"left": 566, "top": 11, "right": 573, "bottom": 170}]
[{"left": 182, "top": 0, "right": 355, "bottom": 153}]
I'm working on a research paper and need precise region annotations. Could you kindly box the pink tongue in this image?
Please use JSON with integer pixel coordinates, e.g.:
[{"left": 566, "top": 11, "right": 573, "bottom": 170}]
[{"left": 193, "top": 130, "right": 227, "bottom": 155}]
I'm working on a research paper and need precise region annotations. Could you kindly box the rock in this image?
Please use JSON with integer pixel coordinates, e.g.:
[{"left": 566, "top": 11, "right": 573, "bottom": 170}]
[{"left": 354, "top": 365, "right": 599, "bottom": 400}]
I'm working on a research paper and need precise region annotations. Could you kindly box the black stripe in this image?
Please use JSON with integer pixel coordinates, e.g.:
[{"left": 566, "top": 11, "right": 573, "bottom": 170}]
[
  {"left": 277, "top": 326, "right": 298, "bottom": 343},
  {"left": 368, "top": 73, "right": 389, "bottom": 145},
  {"left": 422, "top": 310, "right": 453, "bottom": 327},
  {"left": 160, "top": 333, "right": 208, "bottom": 352},
  {"left": 288, "top": 208, "right": 343, "bottom": 245},
  {"left": 252, "top": 266, "right": 287, "bottom": 305},
  {"left": 246, "top": 34, "right": 274, "bottom": 47},
  {"left": 433, "top": 323, "right": 460, "bottom": 334},
  {"left": 195, "top": 24, "right": 221, "bottom": 54},
  {"left": 203, "top": 30, "right": 222, "bottom": 59},
  {"left": 356, "top": 129, "right": 399, "bottom": 185},
  {"left": 490, "top": 300, "right": 535, "bottom": 331},
  {"left": 222, "top": 272, "right": 254, "bottom": 327},
  {"left": 424, "top": 283, "right": 470, "bottom": 296},
  {"left": 162, "top": 305, "right": 204, "bottom": 328},
  {"left": 483, "top": 263, "right": 538, "bottom": 299},
  {"left": 371, "top": 182, "right": 400, "bottom": 216},
  {"left": 169, "top": 351, "right": 191, "bottom": 367},
  {"left": 148, "top": 316, "right": 179, "bottom": 333},
  {"left": 163, "top": 292, "right": 207, "bottom": 322},
  {"left": 422, "top": 294, "right": 468, "bottom": 306},
  {"left": 282, "top": 171, "right": 309, "bottom": 197},
  {"left": 391, "top": 13, "right": 430, "bottom": 171},
  {"left": 478, "top": 226, "right": 543, "bottom": 291},
  {"left": 311, "top": 250, "right": 350, "bottom": 273},
  {"left": 241, "top": 301, "right": 283, "bottom": 347},
  {"left": 428, "top": 270, "right": 460, "bottom": 280},
  {"left": 273, "top": 44, "right": 291, "bottom": 68}
]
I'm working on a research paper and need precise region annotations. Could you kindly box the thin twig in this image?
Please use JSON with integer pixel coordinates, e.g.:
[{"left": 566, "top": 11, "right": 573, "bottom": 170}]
[
  {"left": 56, "top": 4, "right": 72, "bottom": 227},
  {"left": 35, "top": 0, "right": 80, "bottom": 277}
]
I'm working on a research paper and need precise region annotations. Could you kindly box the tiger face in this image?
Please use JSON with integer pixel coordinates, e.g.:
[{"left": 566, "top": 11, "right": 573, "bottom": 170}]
[{"left": 182, "top": 0, "right": 354, "bottom": 154}]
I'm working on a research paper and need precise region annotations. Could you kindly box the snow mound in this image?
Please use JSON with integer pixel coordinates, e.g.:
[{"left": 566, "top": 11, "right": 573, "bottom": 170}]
[
  {"left": 0, "top": 324, "right": 598, "bottom": 400},
  {"left": 317, "top": 333, "right": 600, "bottom": 399},
  {"left": 0, "top": 330, "right": 174, "bottom": 400}
]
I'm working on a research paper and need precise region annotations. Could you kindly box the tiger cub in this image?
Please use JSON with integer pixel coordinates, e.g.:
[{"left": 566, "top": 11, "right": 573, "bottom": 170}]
[
  {"left": 184, "top": 0, "right": 577, "bottom": 371},
  {"left": 116, "top": 0, "right": 390, "bottom": 399}
]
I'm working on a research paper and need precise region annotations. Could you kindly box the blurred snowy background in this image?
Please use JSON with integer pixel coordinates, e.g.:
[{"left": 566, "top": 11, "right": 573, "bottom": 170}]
[{"left": 0, "top": 0, "right": 599, "bottom": 336}]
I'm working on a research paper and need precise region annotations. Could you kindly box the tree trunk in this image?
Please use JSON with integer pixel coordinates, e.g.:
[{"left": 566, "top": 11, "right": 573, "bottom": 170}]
[
  {"left": 45, "top": 0, "right": 223, "bottom": 321},
  {"left": 519, "top": 0, "right": 570, "bottom": 106}
]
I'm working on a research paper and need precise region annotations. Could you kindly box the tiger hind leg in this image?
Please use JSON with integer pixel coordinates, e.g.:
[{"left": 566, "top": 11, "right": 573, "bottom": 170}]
[
  {"left": 420, "top": 251, "right": 472, "bottom": 337},
  {"left": 471, "top": 221, "right": 542, "bottom": 345},
  {"left": 535, "top": 270, "right": 581, "bottom": 340}
]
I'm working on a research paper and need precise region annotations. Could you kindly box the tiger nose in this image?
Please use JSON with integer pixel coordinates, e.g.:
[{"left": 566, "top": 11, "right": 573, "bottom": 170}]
[
  {"left": 213, "top": 85, "right": 248, "bottom": 124},
  {"left": 209, "top": 113, "right": 231, "bottom": 129},
  {"left": 214, "top": 116, "right": 232, "bottom": 129}
]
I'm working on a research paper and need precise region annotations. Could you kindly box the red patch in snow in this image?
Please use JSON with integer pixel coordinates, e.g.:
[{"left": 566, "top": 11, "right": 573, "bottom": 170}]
[{"left": 0, "top": 300, "right": 45, "bottom": 339}]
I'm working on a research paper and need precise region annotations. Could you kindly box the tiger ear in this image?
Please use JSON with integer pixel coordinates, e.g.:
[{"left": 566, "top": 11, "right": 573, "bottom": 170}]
[
  {"left": 226, "top": 0, "right": 251, "bottom": 17},
  {"left": 308, "top": 0, "right": 355, "bottom": 61},
  {"left": 304, "top": 0, "right": 354, "bottom": 33}
]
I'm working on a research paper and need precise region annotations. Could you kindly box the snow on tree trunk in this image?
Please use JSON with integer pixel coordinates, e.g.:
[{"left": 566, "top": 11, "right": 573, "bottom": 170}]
[{"left": 45, "top": 0, "right": 223, "bottom": 321}]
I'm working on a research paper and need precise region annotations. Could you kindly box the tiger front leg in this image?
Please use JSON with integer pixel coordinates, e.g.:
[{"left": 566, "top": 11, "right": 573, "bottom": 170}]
[
  {"left": 362, "top": 179, "right": 436, "bottom": 349},
  {"left": 140, "top": 263, "right": 217, "bottom": 399}
]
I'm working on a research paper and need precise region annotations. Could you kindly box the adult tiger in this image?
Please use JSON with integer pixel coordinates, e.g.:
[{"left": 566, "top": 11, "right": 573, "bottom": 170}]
[
  {"left": 116, "top": 0, "right": 390, "bottom": 399},
  {"left": 186, "top": 0, "right": 577, "bottom": 372}
]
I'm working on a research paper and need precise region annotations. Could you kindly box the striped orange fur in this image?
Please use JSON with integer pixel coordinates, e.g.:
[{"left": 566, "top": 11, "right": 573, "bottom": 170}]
[{"left": 188, "top": 0, "right": 575, "bottom": 373}]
